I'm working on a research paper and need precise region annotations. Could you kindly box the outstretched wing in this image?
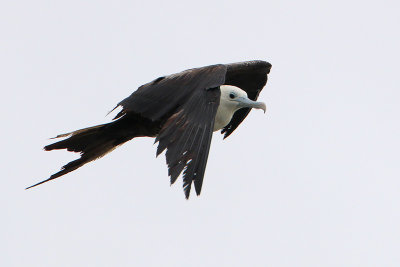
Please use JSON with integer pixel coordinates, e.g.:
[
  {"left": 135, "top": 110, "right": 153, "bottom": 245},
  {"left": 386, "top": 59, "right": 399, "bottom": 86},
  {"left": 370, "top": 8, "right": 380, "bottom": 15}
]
[
  {"left": 221, "top": 60, "right": 272, "bottom": 138},
  {"left": 155, "top": 87, "right": 221, "bottom": 199},
  {"left": 113, "top": 64, "right": 227, "bottom": 121}
]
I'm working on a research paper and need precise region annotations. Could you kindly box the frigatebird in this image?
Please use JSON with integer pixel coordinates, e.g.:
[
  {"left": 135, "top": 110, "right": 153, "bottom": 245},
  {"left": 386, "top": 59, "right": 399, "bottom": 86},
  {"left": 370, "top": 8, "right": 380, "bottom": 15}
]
[{"left": 27, "top": 60, "right": 272, "bottom": 198}]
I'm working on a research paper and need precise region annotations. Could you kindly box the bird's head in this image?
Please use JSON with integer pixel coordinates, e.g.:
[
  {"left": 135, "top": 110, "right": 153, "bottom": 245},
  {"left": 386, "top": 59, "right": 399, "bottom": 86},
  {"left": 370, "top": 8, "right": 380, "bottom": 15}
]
[{"left": 220, "top": 85, "right": 266, "bottom": 113}]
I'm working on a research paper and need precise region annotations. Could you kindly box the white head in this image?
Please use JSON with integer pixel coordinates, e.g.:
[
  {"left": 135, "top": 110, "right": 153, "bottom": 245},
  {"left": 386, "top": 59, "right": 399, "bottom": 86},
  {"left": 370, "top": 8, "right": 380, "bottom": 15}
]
[
  {"left": 213, "top": 85, "right": 266, "bottom": 131},
  {"left": 219, "top": 85, "right": 266, "bottom": 113}
]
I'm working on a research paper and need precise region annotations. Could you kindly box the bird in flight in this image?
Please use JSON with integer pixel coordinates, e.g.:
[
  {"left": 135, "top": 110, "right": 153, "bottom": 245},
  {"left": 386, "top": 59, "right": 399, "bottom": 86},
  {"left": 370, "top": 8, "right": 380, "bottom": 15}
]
[{"left": 27, "top": 60, "right": 272, "bottom": 198}]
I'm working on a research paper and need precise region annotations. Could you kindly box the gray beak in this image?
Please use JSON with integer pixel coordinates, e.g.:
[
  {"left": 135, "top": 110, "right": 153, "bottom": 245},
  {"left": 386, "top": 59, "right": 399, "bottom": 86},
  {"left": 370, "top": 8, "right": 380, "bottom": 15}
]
[{"left": 236, "top": 97, "right": 266, "bottom": 113}]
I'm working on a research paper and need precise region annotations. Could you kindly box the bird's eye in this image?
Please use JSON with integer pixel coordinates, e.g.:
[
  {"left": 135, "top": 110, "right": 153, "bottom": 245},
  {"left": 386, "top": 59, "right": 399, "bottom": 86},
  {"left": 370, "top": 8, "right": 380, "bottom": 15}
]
[{"left": 229, "top": 93, "right": 236, "bottom": 99}]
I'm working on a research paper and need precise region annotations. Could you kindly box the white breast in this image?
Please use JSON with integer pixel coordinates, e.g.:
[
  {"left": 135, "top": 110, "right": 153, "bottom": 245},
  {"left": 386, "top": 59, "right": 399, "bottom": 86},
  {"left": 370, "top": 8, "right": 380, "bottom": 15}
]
[{"left": 213, "top": 103, "right": 236, "bottom": 131}]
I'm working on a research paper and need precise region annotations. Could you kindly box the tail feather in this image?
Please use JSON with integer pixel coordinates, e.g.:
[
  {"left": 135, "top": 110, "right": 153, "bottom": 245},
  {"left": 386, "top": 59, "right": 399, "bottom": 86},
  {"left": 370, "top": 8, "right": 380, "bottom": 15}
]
[
  {"left": 49, "top": 124, "right": 107, "bottom": 139},
  {"left": 26, "top": 157, "right": 89, "bottom": 189},
  {"left": 44, "top": 124, "right": 108, "bottom": 153},
  {"left": 27, "top": 120, "right": 135, "bottom": 189}
]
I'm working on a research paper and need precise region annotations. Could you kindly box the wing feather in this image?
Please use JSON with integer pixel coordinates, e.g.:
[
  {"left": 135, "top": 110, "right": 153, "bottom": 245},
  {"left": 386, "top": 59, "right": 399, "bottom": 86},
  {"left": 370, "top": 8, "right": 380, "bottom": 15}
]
[
  {"left": 222, "top": 60, "right": 272, "bottom": 138},
  {"left": 155, "top": 87, "right": 220, "bottom": 198},
  {"left": 115, "top": 64, "right": 226, "bottom": 121}
]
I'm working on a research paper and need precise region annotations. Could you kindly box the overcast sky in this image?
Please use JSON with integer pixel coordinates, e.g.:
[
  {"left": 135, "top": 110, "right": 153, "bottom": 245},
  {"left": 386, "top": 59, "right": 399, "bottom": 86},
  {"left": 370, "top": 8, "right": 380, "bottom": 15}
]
[{"left": 2, "top": 0, "right": 399, "bottom": 266}]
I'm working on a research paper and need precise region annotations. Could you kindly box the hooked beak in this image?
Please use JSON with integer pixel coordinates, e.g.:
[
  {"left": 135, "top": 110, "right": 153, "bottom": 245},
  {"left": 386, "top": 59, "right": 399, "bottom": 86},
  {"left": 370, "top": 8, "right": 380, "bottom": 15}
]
[{"left": 235, "top": 97, "right": 266, "bottom": 113}]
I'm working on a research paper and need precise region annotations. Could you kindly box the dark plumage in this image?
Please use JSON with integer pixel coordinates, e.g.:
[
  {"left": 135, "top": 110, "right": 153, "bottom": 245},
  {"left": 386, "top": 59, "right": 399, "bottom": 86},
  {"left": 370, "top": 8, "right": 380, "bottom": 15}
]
[{"left": 27, "top": 60, "right": 272, "bottom": 198}]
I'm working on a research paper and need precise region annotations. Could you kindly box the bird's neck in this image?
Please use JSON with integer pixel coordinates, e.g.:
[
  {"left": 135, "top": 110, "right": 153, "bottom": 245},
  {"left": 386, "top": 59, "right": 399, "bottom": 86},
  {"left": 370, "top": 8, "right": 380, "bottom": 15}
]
[{"left": 214, "top": 101, "right": 237, "bottom": 131}]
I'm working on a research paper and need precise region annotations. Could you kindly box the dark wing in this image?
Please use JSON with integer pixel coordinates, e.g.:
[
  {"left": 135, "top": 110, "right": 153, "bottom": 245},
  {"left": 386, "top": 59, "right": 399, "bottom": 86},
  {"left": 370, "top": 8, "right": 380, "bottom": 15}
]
[
  {"left": 155, "top": 87, "right": 220, "bottom": 199},
  {"left": 113, "top": 63, "right": 228, "bottom": 198},
  {"left": 113, "top": 64, "right": 227, "bottom": 121},
  {"left": 109, "top": 60, "right": 270, "bottom": 198},
  {"left": 221, "top": 60, "right": 272, "bottom": 138}
]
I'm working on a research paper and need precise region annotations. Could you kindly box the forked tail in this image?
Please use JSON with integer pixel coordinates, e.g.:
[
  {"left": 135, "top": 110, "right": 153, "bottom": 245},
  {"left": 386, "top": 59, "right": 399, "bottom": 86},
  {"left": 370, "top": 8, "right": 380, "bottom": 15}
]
[{"left": 26, "top": 117, "right": 139, "bottom": 189}]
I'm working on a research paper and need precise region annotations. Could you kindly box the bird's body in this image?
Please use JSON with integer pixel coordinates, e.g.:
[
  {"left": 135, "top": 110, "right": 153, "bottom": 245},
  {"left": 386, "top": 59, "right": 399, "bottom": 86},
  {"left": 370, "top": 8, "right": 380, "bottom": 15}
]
[{"left": 27, "top": 60, "right": 272, "bottom": 198}]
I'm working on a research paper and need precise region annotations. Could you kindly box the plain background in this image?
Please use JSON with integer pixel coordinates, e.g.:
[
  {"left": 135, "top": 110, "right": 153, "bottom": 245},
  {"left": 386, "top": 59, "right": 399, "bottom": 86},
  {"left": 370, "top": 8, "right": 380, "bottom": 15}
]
[{"left": 2, "top": 0, "right": 399, "bottom": 266}]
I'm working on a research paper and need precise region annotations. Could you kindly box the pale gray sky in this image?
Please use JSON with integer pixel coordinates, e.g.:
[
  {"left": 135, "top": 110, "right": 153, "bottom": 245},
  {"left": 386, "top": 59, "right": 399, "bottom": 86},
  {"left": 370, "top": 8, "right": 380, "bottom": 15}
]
[{"left": 2, "top": 0, "right": 400, "bottom": 266}]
